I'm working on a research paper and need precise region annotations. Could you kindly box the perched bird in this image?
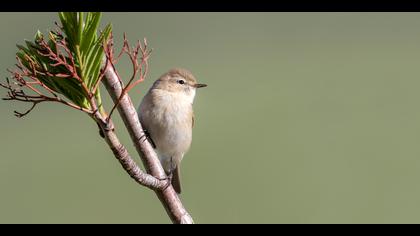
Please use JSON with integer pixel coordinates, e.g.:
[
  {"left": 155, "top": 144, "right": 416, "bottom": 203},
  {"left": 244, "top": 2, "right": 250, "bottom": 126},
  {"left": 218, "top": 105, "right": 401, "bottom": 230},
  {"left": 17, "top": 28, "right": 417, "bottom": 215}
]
[{"left": 138, "top": 68, "right": 207, "bottom": 194}]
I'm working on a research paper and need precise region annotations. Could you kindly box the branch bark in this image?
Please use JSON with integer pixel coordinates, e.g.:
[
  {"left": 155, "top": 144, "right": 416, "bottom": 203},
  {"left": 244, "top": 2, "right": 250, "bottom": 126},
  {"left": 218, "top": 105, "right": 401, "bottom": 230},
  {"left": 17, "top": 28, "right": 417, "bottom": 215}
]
[
  {"left": 93, "top": 113, "right": 169, "bottom": 191},
  {"left": 102, "top": 63, "right": 194, "bottom": 224}
]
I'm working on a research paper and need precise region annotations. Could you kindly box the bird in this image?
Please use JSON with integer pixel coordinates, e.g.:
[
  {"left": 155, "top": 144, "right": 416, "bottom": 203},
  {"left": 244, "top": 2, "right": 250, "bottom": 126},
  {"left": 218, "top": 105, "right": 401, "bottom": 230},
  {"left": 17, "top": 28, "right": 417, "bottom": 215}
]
[{"left": 138, "top": 68, "right": 207, "bottom": 194}]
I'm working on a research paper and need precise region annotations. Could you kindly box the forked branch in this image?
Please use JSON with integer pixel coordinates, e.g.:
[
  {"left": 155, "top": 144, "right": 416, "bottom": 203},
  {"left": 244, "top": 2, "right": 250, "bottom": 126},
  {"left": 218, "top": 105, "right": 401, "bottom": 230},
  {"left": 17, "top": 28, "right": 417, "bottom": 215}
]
[
  {"left": 106, "top": 33, "right": 152, "bottom": 122},
  {"left": 1, "top": 63, "right": 92, "bottom": 117}
]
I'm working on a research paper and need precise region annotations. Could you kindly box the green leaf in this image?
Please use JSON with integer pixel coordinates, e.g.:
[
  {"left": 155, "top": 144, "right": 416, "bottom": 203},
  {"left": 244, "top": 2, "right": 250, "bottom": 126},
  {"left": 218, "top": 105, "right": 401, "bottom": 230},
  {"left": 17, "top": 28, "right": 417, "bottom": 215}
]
[
  {"left": 13, "top": 12, "right": 112, "bottom": 110},
  {"left": 85, "top": 23, "right": 112, "bottom": 89},
  {"left": 80, "top": 12, "right": 101, "bottom": 54}
]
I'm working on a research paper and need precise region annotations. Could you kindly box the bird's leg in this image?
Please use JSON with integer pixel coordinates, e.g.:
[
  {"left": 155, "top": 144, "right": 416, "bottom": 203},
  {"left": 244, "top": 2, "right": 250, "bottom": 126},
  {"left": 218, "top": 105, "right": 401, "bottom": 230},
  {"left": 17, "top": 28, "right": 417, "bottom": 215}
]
[
  {"left": 154, "top": 158, "right": 175, "bottom": 190},
  {"left": 155, "top": 174, "right": 172, "bottom": 190},
  {"left": 156, "top": 157, "right": 175, "bottom": 181},
  {"left": 168, "top": 156, "right": 176, "bottom": 182},
  {"left": 138, "top": 129, "right": 157, "bottom": 148}
]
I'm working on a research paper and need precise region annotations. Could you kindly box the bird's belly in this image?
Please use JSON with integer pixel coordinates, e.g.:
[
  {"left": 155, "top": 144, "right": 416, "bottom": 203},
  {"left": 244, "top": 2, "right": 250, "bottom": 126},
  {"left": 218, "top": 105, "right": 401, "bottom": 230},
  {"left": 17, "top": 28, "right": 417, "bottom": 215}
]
[
  {"left": 153, "top": 125, "right": 191, "bottom": 172},
  {"left": 154, "top": 124, "right": 192, "bottom": 157},
  {"left": 147, "top": 108, "right": 192, "bottom": 171}
]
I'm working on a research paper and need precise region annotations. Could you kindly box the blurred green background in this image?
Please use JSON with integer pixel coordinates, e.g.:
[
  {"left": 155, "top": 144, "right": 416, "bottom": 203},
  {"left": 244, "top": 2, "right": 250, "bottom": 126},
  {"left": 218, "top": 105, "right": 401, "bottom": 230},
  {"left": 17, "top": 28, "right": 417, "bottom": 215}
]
[{"left": 1, "top": 12, "right": 420, "bottom": 223}]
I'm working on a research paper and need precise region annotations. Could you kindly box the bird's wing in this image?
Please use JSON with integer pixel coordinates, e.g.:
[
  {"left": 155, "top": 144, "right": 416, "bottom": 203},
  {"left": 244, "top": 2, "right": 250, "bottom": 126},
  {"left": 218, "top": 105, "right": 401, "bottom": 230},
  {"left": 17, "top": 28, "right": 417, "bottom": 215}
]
[{"left": 192, "top": 112, "right": 195, "bottom": 128}]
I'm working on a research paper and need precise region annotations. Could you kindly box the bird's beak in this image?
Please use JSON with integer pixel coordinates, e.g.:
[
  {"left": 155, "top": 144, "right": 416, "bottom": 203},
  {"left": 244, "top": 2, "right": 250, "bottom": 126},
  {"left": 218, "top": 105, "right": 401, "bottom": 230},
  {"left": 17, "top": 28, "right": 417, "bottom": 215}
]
[{"left": 194, "top": 83, "right": 207, "bottom": 88}]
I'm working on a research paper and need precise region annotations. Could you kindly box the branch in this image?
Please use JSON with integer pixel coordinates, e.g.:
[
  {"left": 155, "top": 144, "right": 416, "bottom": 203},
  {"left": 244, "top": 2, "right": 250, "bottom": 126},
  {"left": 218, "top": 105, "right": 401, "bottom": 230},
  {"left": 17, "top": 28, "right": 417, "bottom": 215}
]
[
  {"left": 1, "top": 71, "right": 91, "bottom": 117},
  {"left": 102, "top": 47, "right": 194, "bottom": 224},
  {"left": 37, "top": 37, "right": 93, "bottom": 99},
  {"left": 93, "top": 112, "right": 170, "bottom": 191}
]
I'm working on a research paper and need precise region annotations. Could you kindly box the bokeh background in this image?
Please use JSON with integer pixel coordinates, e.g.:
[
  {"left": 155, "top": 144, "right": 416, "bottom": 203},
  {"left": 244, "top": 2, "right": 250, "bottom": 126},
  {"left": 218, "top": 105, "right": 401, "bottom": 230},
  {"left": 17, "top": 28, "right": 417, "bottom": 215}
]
[{"left": 1, "top": 13, "right": 420, "bottom": 223}]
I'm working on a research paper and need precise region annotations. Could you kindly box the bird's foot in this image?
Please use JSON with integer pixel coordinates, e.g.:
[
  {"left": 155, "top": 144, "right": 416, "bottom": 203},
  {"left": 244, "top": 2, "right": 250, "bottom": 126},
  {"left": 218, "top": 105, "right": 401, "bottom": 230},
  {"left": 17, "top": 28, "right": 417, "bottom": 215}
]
[{"left": 156, "top": 172, "right": 173, "bottom": 190}]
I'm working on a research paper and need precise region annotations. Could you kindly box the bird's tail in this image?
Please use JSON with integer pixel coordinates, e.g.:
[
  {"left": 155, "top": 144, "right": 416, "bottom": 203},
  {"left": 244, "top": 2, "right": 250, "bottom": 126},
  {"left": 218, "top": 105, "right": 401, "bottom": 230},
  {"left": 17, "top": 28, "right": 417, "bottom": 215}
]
[{"left": 172, "top": 166, "right": 182, "bottom": 194}]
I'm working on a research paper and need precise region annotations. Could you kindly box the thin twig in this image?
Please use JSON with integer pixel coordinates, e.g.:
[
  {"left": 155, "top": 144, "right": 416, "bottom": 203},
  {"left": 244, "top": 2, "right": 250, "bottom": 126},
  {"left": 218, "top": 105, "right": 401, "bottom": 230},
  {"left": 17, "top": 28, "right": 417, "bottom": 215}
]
[{"left": 106, "top": 34, "right": 152, "bottom": 122}]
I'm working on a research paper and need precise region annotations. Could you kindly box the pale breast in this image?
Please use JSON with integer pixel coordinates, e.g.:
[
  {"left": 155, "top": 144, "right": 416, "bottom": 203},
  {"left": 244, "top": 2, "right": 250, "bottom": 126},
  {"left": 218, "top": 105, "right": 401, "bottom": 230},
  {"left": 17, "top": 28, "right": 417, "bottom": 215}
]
[{"left": 138, "top": 89, "right": 194, "bottom": 161}]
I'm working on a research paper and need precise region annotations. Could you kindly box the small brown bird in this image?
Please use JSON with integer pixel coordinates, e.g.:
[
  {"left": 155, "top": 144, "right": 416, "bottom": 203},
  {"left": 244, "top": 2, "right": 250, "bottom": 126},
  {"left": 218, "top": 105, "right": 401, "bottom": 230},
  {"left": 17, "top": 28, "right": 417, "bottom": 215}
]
[{"left": 138, "top": 68, "right": 207, "bottom": 193}]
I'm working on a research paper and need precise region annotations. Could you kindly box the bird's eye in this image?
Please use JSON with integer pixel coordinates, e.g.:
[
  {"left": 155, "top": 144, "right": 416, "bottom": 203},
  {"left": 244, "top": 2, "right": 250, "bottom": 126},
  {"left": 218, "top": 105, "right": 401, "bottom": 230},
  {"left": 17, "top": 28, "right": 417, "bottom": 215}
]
[{"left": 177, "top": 80, "right": 185, "bottom": 85}]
